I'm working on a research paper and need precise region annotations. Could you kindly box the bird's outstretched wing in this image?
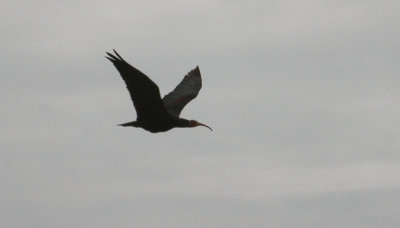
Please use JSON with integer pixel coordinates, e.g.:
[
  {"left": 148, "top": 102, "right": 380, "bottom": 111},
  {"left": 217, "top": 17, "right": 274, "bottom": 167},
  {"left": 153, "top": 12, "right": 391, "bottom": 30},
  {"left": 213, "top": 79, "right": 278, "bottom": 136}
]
[
  {"left": 162, "top": 66, "right": 202, "bottom": 117},
  {"left": 106, "top": 50, "right": 168, "bottom": 120}
]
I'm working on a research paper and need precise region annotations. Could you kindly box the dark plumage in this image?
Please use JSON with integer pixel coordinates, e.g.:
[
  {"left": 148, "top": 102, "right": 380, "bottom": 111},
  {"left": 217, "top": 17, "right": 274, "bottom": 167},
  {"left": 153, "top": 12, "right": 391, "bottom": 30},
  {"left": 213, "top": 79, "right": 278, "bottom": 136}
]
[{"left": 106, "top": 49, "right": 212, "bottom": 133}]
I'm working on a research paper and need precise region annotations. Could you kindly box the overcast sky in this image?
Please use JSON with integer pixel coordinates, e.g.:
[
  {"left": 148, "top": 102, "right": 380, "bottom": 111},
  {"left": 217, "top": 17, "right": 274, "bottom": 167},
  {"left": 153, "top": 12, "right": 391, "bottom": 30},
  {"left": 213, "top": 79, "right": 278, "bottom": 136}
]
[{"left": 1, "top": 0, "right": 400, "bottom": 227}]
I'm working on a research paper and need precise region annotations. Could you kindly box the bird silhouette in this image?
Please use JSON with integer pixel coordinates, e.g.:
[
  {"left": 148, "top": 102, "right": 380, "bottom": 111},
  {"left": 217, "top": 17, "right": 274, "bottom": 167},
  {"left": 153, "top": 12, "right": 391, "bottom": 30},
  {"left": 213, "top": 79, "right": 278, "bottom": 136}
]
[{"left": 106, "top": 49, "right": 212, "bottom": 133}]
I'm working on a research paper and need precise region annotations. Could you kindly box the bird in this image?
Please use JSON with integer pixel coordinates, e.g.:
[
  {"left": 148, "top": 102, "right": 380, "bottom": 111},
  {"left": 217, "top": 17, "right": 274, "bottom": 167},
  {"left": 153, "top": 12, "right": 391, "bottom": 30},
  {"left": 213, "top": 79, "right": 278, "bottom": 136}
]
[{"left": 105, "top": 49, "right": 212, "bottom": 133}]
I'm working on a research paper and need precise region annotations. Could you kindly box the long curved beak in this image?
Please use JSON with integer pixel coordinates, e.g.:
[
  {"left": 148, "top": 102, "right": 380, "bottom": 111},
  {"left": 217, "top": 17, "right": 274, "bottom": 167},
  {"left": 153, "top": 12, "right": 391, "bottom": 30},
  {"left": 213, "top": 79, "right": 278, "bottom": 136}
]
[{"left": 197, "top": 122, "right": 213, "bottom": 131}]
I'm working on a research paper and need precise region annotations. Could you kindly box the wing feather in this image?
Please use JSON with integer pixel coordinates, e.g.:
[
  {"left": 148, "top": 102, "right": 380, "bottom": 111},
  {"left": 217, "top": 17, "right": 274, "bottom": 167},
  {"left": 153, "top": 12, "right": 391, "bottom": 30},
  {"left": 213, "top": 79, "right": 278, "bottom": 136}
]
[
  {"left": 106, "top": 50, "right": 169, "bottom": 121},
  {"left": 162, "top": 66, "right": 202, "bottom": 117}
]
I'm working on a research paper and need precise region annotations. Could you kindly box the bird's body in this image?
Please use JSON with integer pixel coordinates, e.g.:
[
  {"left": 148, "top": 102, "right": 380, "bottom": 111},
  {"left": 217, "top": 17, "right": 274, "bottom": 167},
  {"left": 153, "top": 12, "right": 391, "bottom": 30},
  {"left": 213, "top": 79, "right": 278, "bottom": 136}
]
[
  {"left": 119, "top": 115, "right": 188, "bottom": 133},
  {"left": 106, "top": 50, "right": 212, "bottom": 133}
]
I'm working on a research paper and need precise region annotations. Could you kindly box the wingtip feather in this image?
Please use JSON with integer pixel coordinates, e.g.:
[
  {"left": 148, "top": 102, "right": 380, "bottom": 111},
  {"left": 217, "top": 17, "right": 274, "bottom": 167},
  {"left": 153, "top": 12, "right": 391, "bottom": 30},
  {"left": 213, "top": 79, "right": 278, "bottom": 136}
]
[
  {"left": 193, "top": 65, "right": 201, "bottom": 76},
  {"left": 105, "top": 56, "right": 114, "bottom": 62},
  {"left": 113, "top": 49, "right": 124, "bottom": 60},
  {"left": 106, "top": 51, "right": 118, "bottom": 60}
]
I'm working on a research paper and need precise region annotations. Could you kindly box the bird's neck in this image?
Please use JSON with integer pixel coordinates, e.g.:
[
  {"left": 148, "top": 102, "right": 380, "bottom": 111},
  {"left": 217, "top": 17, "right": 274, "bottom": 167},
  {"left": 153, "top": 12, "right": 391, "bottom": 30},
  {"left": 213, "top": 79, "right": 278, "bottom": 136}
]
[{"left": 175, "top": 118, "right": 190, "bottom": 128}]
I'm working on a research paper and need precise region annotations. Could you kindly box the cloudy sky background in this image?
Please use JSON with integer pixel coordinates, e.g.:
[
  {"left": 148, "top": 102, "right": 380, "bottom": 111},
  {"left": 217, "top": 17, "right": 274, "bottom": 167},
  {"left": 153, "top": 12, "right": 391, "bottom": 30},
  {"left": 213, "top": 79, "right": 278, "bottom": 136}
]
[{"left": 2, "top": 0, "right": 400, "bottom": 227}]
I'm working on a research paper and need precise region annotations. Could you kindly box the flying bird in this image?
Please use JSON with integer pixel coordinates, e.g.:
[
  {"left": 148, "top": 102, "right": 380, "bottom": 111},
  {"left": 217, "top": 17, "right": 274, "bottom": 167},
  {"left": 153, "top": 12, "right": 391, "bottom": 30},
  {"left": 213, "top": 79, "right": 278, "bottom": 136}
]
[{"left": 105, "top": 49, "right": 212, "bottom": 133}]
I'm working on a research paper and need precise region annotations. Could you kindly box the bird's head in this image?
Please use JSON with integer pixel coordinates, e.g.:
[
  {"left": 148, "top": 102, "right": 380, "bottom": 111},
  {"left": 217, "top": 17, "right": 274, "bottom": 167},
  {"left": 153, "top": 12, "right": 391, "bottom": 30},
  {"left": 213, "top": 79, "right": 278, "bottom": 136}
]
[{"left": 188, "top": 120, "right": 213, "bottom": 131}]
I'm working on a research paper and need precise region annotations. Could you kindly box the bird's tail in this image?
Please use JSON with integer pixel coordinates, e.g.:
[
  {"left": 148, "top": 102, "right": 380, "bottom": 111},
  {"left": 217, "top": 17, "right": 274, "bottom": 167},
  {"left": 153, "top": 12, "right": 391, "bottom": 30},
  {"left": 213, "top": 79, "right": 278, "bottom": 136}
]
[{"left": 118, "top": 121, "right": 138, "bottom": 127}]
